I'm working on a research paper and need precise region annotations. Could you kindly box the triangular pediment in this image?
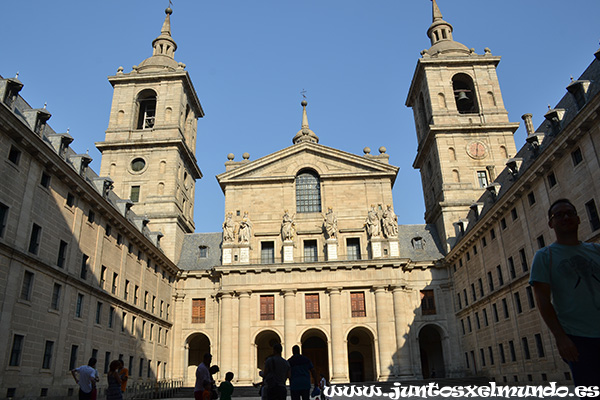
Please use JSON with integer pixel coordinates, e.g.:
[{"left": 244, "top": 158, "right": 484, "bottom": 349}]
[{"left": 217, "top": 142, "right": 398, "bottom": 190}]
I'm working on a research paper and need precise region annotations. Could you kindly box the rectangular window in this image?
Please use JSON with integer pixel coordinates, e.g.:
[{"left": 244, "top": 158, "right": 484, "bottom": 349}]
[
  {"left": 535, "top": 333, "right": 545, "bottom": 357},
  {"left": 108, "top": 306, "right": 115, "bottom": 329},
  {"left": 527, "top": 192, "right": 536, "bottom": 206},
  {"left": 519, "top": 249, "right": 528, "bottom": 272},
  {"left": 467, "top": 316, "right": 472, "bottom": 332},
  {"left": 548, "top": 172, "right": 557, "bottom": 187},
  {"left": 303, "top": 240, "right": 318, "bottom": 262},
  {"left": 346, "top": 238, "right": 361, "bottom": 260},
  {"left": 150, "top": 324, "right": 154, "bottom": 341},
  {"left": 463, "top": 289, "right": 468, "bottom": 306},
  {"left": 509, "top": 340, "right": 516, "bottom": 362},
  {"left": 497, "top": 266, "right": 504, "bottom": 286},
  {"left": 139, "top": 358, "right": 144, "bottom": 378},
  {"left": 471, "top": 283, "right": 476, "bottom": 302},
  {"left": 8, "top": 145, "right": 21, "bottom": 165},
  {"left": 57, "top": 240, "right": 68, "bottom": 268},
  {"left": 142, "top": 321, "right": 146, "bottom": 338},
  {"left": 490, "top": 228, "right": 496, "bottom": 240},
  {"left": 29, "top": 223, "right": 42, "bottom": 254},
  {"left": 124, "top": 280, "right": 129, "bottom": 301},
  {"left": 488, "top": 346, "right": 494, "bottom": 365},
  {"left": 526, "top": 286, "right": 535, "bottom": 309},
  {"left": 100, "top": 266, "right": 107, "bottom": 289},
  {"left": 0, "top": 202, "right": 8, "bottom": 238},
  {"left": 500, "top": 218, "right": 507, "bottom": 230},
  {"left": 131, "top": 316, "right": 136, "bottom": 335},
  {"left": 493, "top": 303, "right": 499, "bottom": 322},
  {"left": 465, "top": 353, "right": 470, "bottom": 369},
  {"left": 66, "top": 193, "right": 75, "bottom": 208},
  {"left": 105, "top": 224, "right": 112, "bottom": 237},
  {"left": 477, "top": 170, "right": 489, "bottom": 188},
  {"left": 461, "top": 319, "right": 465, "bottom": 335},
  {"left": 9, "top": 334, "right": 24, "bottom": 366},
  {"left": 75, "top": 294, "right": 84, "bottom": 318},
  {"left": 261, "top": 241, "right": 274, "bottom": 264},
  {"left": 104, "top": 352, "right": 111, "bottom": 374},
  {"left": 537, "top": 235, "right": 546, "bottom": 249},
  {"left": 351, "top": 292, "right": 366, "bottom": 317},
  {"left": 95, "top": 302, "right": 103, "bottom": 324},
  {"left": 483, "top": 308, "right": 489, "bottom": 326},
  {"left": 473, "top": 245, "right": 478, "bottom": 255},
  {"left": 122, "top": 312, "right": 127, "bottom": 332},
  {"left": 499, "top": 343, "right": 506, "bottom": 364},
  {"left": 148, "top": 359, "right": 152, "bottom": 378},
  {"left": 508, "top": 257, "right": 516, "bottom": 279},
  {"left": 482, "top": 236, "right": 487, "bottom": 247},
  {"left": 42, "top": 340, "right": 54, "bottom": 369},
  {"left": 80, "top": 254, "right": 88, "bottom": 280},
  {"left": 457, "top": 293, "right": 462, "bottom": 309},
  {"left": 487, "top": 272, "right": 494, "bottom": 292},
  {"left": 112, "top": 273, "right": 118, "bottom": 295},
  {"left": 420, "top": 290, "right": 436, "bottom": 315},
  {"left": 305, "top": 294, "right": 320, "bottom": 319},
  {"left": 478, "top": 278, "right": 484, "bottom": 297},
  {"left": 69, "top": 345, "right": 78, "bottom": 370},
  {"left": 502, "top": 298, "right": 509, "bottom": 318},
  {"left": 585, "top": 199, "right": 600, "bottom": 231},
  {"left": 117, "top": 234, "right": 123, "bottom": 245},
  {"left": 152, "top": 296, "right": 156, "bottom": 313},
  {"left": 160, "top": 300, "right": 164, "bottom": 317},
  {"left": 260, "top": 295, "right": 275, "bottom": 320},
  {"left": 511, "top": 208, "right": 518, "bottom": 221},
  {"left": 514, "top": 292, "right": 522, "bottom": 314},
  {"left": 129, "top": 356, "right": 134, "bottom": 377},
  {"left": 40, "top": 171, "right": 51, "bottom": 188},
  {"left": 144, "top": 291, "right": 148, "bottom": 309},
  {"left": 50, "top": 283, "right": 61, "bottom": 310},
  {"left": 522, "top": 337, "right": 531, "bottom": 360},
  {"left": 466, "top": 251, "right": 471, "bottom": 261},
  {"left": 134, "top": 286, "right": 139, "bottom": 305},
  {"left": 571, "top": 148, "right": 583, "bottom": 166},
  {"left": 130, "top": 186, "right": 140, "bottom": 203},
  {"left": 480, "top": 348, "right": 486, "bottom": 367},
  {"left": 475, "top": 312, "right": 481, "bottom": 329},
  {"left": 20, "top": 270, "right": 34, "bottom": 301},
  {"left": 87, "top": 210, "right": 95, "bottom": 224}
]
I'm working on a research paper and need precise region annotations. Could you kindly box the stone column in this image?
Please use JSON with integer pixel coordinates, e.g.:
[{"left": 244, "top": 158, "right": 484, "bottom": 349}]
[
  {"left": 237, "top": 291, "right": 252, "bottom": 384},
  {"left": 283, "top": 289, "right": 297, "bottom": 357},
  {"left": 327, "top": 287, "right": 346, "bottom": 383},
  {"left": 374, "top": 286, "right": 396, "bottom": 379},
  {"left": 220, "top": 292, "right": 234, "bottom": 375},
  {"left": 392, "top": 285, "right": 416, "bottom": 378}
]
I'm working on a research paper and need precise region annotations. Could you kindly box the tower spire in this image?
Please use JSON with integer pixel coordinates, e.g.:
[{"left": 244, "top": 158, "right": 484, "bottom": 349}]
[
  {"left": 136, "top": 7, "right": 180, "bottom": 72},
  {"left": 432, "top": 0, "right": 443, "bottom": 22},
  {"left": 292, "top": 100, "right": 319, "bottom": 144},
  {"left": 426, "top": 0, "right": 469, "bottom": 57}
]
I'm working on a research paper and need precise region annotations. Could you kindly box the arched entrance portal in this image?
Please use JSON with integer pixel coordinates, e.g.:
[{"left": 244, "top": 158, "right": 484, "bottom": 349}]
[
  {"left": 346, "top": 327, "right": 375, "bottom": 382},
  {"left": 301, "top": 329, "right": 329, "bottom": 381},
  {"left": 255, "top": 330, "right": 282, "bottom": 371},
  {"left": 186, "top": 333, "right": 211, "bottom": 386},
  {"left": 418, "top": 324, "right": 445, "bottom": 378}
]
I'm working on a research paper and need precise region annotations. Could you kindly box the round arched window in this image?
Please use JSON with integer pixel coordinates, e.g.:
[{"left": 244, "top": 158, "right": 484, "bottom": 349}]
[{"left": 131, "top": 158, "right": 146, "bottom": 172}]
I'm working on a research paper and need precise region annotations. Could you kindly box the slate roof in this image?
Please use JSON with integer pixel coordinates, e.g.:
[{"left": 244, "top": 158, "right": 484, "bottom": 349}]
[
  {"left": 397, "top": 223, "right": 445, "bottom": 261},
  {"left": 178, "top": 232, "right": 223, "bottom": 270}
]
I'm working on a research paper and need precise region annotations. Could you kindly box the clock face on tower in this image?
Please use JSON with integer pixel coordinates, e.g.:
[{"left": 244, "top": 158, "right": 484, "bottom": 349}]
[{"left": 467, "top": 141, "right": 487, "bottom": 159}]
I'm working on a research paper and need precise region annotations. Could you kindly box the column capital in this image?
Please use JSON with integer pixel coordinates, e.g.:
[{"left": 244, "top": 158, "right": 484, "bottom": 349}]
[
  {"left": 372, "top": 285, "right": 388, "bottom": 293},
  {"left": 218, "top": 291, "right": 235, "bottom": 299},
  {"left": 282, "top": 289, "right": 297, "bottom": 296},
  {"left": 237, "top": 290, "right": 252, "bottom": 298},
  {"left": 326, "top": 287, "right": 342, "bottom": 295}
]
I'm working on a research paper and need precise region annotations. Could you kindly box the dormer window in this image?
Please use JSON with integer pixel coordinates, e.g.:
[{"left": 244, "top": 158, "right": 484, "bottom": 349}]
[
  {"left": 137, "top": 90, "right": 157, "bottom": 130},
  {"left": 452, "top": 73, "right": 479, "bottom": 114},
  {"left": 199, "top": 246, "right": 208, "bottom": 258},
  {"left": 566, "top": 80, "right": 590, "bottom": 110},
  {"left": 411, "top": 237, "right": 424, "bottom": 250}
]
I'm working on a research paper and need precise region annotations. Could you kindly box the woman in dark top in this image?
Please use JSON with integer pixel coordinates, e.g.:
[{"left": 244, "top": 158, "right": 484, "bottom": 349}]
[{"left": 106, "top": 360, "right": 123, "bottom": 400}]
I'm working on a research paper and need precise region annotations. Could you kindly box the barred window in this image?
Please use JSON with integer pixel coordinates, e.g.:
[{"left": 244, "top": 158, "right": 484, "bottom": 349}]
[
  {"left": 192, "top": 299, "right": 205, "bottom": 323},
  {"left": 350, "top": 292, "right": 366, "bottom": 317},
  {"left": 420, "top": 290, "right": 436, "bottom": 315},
  {"left": 305, "top": 294, "right": 320, "bottom": 319},
  {"left": 296, "top": 170, "right": 321, "bottom": 213},
  {"left": 260, "top": 295, "right": 275, "bottom": 320}
]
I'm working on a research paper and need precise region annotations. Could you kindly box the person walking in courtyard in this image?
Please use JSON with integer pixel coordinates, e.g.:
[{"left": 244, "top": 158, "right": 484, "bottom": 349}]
[
  {"left": 530, "top": 198, "right": 600, "bottom": 387},
  {"left": 195, "top": 353, "right": 212, "bottom": 400},
  {"left": 263, "top": 343, "right": 290, "bottom": 400},
  {"left": 117, "top": 359, "right": 128, "bottom": 394},
  {"left": 71, "top": 357, "right": 99, "bottom": 400},
  {"left": 288, "top": 345, "right": 317, "bottom": 400},
  {"left": 105, "top": 360, "right": 123, "bottom": 400},
  {"left": 218, "top": 371, "right": 235, "bottom": 400}
]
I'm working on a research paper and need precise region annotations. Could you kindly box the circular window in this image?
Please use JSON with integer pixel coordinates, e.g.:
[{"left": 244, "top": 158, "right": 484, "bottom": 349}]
[{"left": 131, "top": 158, "right": 146, "bottom": 172}]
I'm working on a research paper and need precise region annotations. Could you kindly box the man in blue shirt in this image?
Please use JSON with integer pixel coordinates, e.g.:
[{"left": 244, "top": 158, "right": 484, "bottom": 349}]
[
  {"left": 288, "top": 345, "right": 317, "bottom": 400},
  {"left": 530, "top": 199, "right": 600, "bottom": 387}
]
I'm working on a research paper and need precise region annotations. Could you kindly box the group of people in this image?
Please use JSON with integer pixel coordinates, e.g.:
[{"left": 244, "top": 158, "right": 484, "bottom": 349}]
[
  {"left": 195, "top": 344, "right": 326, "bottom": 400},
  {"left": 71, "top": 358, "right": 128, "bottom": 400}
]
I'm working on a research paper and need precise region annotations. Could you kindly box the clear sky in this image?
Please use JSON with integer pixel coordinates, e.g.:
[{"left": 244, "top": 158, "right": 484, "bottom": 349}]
[{"left": 4, "top": 0, "right": 599, "bottom": 233}]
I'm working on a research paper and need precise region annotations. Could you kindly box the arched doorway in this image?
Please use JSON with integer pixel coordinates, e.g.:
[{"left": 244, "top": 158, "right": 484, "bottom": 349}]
[
  {"left": 418, "top": 324, "right": 445, "bottom": 378},
  {"left": 255, "top": 330, "right": 282, "bottom": 372},
  {"left": 301, "top": 329, "right": 329, "bottom": 381},
  {"left": 346, "top": 327, "right": 375, "bottom": 382},
  {"left": 187, "top": 333, "right": 211, "bottom": 386}
]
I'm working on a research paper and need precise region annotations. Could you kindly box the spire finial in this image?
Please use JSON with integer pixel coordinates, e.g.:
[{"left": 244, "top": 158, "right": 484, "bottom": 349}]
[
  {"left": 432, "top": 0, "right": 443, "bottom": 22},
  {"left": 292, "top": 93, "right": 319, "bottom": 144}
]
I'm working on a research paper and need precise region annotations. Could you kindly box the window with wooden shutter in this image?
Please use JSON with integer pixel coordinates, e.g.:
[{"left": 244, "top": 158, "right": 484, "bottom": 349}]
[
  {"left": 305, "top": 294, "right": 320, "bottom": 319},
  {"left": 421, "top": 290, "right": 436, "bottom": 315},
  {"left": 192, "top": 298, "right": 206, "bottom": 323},
  {"left": 260, "top": 295, "right": 275, "bottom": 320},
  {"left": 350, "top": 292, "right": 366, "bottom": 317}
]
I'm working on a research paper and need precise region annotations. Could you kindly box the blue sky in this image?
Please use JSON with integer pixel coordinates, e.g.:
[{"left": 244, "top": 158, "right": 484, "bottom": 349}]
[{"left": 4, "top": 1, "right": 600, "bottom": 233}]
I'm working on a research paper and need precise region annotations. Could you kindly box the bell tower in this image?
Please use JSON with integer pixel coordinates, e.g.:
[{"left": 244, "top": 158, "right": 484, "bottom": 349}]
[
  {"left": 96, "top": 7, "right": 204, "bottom": 263},
  {"left": 406, "top": 0, "right": 519, "bottom": 250}
]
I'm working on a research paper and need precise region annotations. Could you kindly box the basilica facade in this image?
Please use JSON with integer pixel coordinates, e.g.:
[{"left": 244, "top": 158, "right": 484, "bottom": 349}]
[{"left": 1, "top": 1, "right": 599, "bottom": 398}]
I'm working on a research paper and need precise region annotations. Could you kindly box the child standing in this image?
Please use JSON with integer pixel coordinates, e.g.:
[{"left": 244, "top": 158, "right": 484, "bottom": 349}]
[{"left": 218, "top": 372, "right": 235, "bottom": 400}]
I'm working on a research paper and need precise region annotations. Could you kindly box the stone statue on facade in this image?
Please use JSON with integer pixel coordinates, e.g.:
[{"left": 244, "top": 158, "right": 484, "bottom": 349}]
[
  {"left": 323, "top": 207, "right": 338, "bottom": 239},
  {"left": 222, "top": 212, "right": 236, "bottom": 243},
  {"left": 238, "top": 211, "right": 252, "bottom": 244},
  {"left": 365, "top": 204, "right": 382, "bottom": 238},
  {"left": 382, "top": 204, "right": 399, "bottom": 238},
  {"left": 281, "top": 210, "right": 295, "bottom": 241}
]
